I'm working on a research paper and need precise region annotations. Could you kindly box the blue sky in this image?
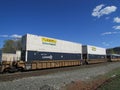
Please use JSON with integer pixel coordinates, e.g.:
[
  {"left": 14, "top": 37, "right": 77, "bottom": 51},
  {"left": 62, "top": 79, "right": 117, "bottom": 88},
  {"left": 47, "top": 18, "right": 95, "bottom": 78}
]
[{"left": 0, "top": 0, "right": 120, "bottom": 48}]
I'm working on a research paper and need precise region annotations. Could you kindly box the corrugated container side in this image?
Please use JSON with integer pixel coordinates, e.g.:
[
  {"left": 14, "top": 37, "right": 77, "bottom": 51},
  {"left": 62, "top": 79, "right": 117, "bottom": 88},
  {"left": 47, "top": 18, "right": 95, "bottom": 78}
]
[
  {"left": 22, "top": 35, "right": 27, "bottom": 50},
  {"left": 82, "top": 45, "right": 87, "bottom": 54},
  {"left": 87, "top": 45, "right": 106, "bottom": 55},
  {"left": 21, "top": 34, "right": 82, "bottom": 61},
  {"left": 0, "top": 50, "right": 2, "bottom": 62},
  {"left": 25, "top": 34, "right": 82, "bottom": 54},
  {"left": 2, "top": 51, "right": 21, "bottom": 61}
]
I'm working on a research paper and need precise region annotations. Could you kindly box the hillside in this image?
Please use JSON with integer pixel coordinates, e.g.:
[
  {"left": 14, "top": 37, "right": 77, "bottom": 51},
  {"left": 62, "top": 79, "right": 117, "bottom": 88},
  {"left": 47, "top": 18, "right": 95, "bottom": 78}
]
[{"left": 107, "top": 47, "right": 120, "bottom": 54}]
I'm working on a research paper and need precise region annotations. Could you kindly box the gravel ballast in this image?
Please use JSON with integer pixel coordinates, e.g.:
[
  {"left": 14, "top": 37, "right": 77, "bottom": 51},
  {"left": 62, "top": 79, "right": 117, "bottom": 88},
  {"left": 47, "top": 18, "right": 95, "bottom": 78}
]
[{"left": 0, "top": 62, "right": 120, "bottom": 90}]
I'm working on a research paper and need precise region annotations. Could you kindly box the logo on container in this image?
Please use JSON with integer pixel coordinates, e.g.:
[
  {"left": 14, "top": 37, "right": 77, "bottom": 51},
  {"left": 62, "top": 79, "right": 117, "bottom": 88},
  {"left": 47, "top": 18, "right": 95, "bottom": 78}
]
[
  {"left": 92, "top": 47, "right": 96, "bottom": 51},
  {"left": 41, "top": 37, "right": 57, "bottom": 45}
]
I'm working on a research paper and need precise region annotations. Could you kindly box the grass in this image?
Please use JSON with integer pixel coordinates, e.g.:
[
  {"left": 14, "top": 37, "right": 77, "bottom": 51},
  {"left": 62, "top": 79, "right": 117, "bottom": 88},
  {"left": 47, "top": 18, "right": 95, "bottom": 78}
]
[
  {"left": 105, "top": 67, "right": 120, "bottom": 77},
  {"left": 97, "top": 67, "right": 120, "bottom": 90},
  {"left": 97, "top": 76, "right": 120, "bottom": 90}
]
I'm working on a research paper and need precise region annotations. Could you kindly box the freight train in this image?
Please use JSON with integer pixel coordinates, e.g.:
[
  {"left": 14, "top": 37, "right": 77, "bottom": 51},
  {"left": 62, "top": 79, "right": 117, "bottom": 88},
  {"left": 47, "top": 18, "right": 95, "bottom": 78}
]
[{"left": 0, "top": 34, "right": 120, "bottom": 73}]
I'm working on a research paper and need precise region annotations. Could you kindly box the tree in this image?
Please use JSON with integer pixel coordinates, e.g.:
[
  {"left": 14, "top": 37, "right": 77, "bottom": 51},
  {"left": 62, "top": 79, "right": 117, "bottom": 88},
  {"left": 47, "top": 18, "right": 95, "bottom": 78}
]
[
  {"left": 14, "top": 39, "right": 22, "bottom": 50},
  {"left": 110, "top": 49, "right": 115, "bottom": 54},
  {"left": 2, "top": 39, "right": 22, "bottom": 53}
]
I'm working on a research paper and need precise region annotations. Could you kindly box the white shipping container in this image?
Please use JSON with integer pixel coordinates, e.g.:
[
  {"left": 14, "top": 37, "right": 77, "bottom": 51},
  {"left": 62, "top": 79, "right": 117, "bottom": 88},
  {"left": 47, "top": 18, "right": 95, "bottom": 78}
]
[
  {"left": 23, "top": 34, "right": 82, "bottom": 54},
  {"left": 83, "top": 45, "right": 106, "bottom": 55},
  {"left": 1, "top": 51, "right": 21, "bottom": 61}
]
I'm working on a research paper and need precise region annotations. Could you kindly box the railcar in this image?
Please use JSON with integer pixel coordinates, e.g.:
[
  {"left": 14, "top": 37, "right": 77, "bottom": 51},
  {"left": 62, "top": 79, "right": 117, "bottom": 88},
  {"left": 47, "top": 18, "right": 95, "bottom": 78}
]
[
  {"left": 82, "top": 45, "right": 107, "bottom": 64},
  {"left": 107, "top": 54, "right": 120, "bottom": 62},
  {"left": 0, "top": 34, "right": 83, "bottom": 73}
]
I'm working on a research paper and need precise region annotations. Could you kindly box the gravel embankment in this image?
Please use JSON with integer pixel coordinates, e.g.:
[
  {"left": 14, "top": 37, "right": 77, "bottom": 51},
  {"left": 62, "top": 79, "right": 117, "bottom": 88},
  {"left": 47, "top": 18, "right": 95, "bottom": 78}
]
[{"left": 0, "top": 62, "right": 120, "bottom": 90}]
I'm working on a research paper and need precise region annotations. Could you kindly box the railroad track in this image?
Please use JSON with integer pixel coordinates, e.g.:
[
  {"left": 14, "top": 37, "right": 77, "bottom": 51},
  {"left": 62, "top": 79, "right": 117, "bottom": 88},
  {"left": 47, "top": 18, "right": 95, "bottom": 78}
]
[{"left": 0, "top": 62, "right": 116, "bottom": 82}]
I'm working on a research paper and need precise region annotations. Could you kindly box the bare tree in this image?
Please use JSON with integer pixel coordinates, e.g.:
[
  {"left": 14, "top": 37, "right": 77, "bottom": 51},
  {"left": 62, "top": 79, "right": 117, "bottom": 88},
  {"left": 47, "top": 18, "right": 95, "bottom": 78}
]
[{"left": 2, "top": 39, "right": 22, "bottom": 53}]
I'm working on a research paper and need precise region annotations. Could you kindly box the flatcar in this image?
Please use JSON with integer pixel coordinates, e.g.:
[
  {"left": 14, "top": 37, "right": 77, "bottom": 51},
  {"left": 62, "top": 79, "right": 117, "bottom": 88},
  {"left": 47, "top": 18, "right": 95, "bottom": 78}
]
[
  {"left": 107, "top": 54, "right": 120, "bottom": 62},
  {"left": 82, "top": 45, "right": 107, "bottom": 64},
  {"left": 0, "top": 34, "right": 83, "bottom": 73}
]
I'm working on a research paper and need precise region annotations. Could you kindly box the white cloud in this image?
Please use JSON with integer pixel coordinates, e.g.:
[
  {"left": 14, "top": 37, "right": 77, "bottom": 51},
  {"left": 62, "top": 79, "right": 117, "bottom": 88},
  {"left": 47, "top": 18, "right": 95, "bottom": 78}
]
[
  {"left": 92, "top": 4, "right": 105, "bottom": 18},
  {"left": 102, "top": 42, "right": 110, "bottom": 46},
  {"left": 102, "top": 32, "right": 113, "bottom": 35},
  {"left": 101, "top": 31, "right": 120, "bottom": 35},
  {"left": 93, "top": 4, "right": 105, "bottom": 13},
  {"left": 0, "top": 34, "right": 22, "bottom": 38},
  {"left": 10, "top": 34, "right": 22, "bottom": 39},
  {"left": 113, "top": 17, "right": 120, "bottom": 23},
  {"left": 113, "top": 26, "right": 120, "bottom": 30},
  {"left": 92, "top": 4, "right": 117, "bottom": 18}
]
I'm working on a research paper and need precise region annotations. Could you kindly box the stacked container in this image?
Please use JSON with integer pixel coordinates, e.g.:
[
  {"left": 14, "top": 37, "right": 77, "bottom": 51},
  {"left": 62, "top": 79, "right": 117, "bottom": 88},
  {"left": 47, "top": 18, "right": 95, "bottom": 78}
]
[
  {"left": 21, "top": 34, "right": 82, "bottom": 62},
  {"left": 82, "top": 45, "right": 106, "bottom": 60}
]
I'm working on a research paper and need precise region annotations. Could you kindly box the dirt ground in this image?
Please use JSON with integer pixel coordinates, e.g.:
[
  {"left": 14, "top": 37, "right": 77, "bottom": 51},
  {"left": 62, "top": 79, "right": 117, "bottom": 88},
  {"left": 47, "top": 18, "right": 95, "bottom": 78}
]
[{"left": 62, "top": 76, "right": 108, "bottom": 90}]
